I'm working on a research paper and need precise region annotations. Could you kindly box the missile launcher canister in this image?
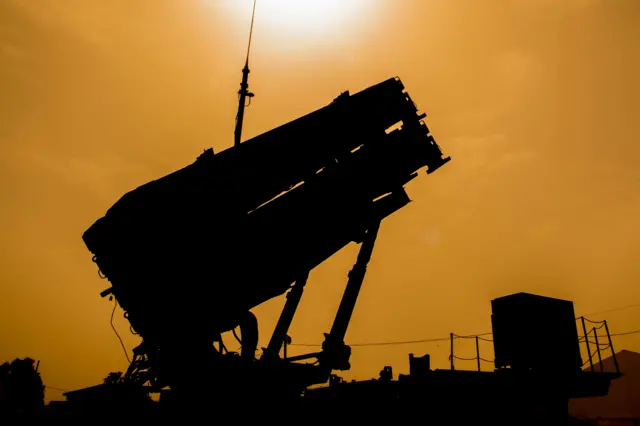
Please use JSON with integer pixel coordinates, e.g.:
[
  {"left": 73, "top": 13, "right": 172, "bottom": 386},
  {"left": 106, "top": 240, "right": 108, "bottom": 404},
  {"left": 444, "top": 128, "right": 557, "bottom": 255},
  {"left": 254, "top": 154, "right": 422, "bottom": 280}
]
[{"left": 82, "top": 77, "right": 450, "bottom": 349}]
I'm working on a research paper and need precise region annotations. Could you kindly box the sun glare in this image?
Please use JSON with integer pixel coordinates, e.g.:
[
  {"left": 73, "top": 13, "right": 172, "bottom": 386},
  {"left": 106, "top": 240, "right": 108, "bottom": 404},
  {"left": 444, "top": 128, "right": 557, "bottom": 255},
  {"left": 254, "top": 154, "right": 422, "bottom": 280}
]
[
  {"left": 214, "top": 0, "right": 366, "bottom": 40},
  {"left": 256, "top": 0, "right": 361, "bottom": 35}
]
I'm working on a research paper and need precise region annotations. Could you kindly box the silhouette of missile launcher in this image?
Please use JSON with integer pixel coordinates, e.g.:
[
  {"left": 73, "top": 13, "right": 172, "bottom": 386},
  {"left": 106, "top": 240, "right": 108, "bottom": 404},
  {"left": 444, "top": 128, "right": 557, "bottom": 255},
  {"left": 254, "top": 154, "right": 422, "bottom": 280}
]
[{"left": 82, "top": 77, "right": 450, "bottom": 353}]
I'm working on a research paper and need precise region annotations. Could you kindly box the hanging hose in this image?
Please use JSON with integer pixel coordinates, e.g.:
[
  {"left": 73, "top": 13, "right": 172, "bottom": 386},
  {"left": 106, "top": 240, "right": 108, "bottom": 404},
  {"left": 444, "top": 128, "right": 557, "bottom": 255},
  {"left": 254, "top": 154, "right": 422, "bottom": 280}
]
[
  {"left": 92, "top": 255, "right": 107, "bottom": 279},
  {"left": 232, "top": 327, "right": 243, "bottom": 345}
]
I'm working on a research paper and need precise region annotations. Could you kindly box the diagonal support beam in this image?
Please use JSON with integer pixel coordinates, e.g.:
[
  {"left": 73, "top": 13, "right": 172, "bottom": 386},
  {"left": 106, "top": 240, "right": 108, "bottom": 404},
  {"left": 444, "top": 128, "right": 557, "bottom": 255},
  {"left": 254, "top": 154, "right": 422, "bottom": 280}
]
[
  {"left": 263, "top": 272, "right": 309, "bottom": 359},
  {"left": 329, "top": 219, "right": 381, "bottom": 343}
]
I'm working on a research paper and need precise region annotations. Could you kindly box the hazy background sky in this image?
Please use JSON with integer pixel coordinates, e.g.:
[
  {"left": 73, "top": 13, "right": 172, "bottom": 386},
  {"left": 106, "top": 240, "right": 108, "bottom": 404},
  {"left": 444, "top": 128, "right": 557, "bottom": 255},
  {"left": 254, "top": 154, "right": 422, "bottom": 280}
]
[{"left": 1, "top": 0, "right": 639, "bottom": 401}]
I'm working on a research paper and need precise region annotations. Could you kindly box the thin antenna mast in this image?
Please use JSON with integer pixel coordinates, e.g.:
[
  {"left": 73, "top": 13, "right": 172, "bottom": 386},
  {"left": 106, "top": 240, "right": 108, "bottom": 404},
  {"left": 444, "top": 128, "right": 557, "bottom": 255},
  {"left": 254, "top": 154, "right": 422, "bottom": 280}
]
[{"left": 234, "top": 0, "right": 257, "bottom": 147}]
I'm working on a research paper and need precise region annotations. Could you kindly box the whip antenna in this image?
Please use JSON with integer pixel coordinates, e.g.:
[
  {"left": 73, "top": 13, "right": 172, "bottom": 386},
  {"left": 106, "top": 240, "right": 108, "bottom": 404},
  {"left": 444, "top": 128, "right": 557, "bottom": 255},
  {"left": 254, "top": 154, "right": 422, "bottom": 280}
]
[{"left": 234, "top": 0, "right": 257, "bottom": 147}]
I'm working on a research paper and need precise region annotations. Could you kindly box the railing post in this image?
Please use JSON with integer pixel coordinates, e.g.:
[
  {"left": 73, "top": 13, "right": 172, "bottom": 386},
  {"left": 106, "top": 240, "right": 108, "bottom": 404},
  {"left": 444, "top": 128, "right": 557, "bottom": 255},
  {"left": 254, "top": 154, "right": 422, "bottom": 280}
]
[
  {"left": 475, "top": 336, "right": 481, "bottom": 372},
  {"left": 593, "top": 327, "right": 603, "bottom": 372},
  {"left": 450, "top": 333, "right": 454, "bottom": 370},
  {"left": 581, "top": 317, "right": 594, "bottom": 372},
  {"left": 603, "top": 320, "right": 619, "bottom": 374}
]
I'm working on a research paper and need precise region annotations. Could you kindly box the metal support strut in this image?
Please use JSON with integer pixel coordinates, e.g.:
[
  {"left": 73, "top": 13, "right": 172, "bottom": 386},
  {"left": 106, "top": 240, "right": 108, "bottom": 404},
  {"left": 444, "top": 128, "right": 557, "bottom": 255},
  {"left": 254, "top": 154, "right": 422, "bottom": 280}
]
[
  {"left": 322, "top": 220, "right": 382, "bottom": 371},
  {"left": 263, "top": 272, "right": 310, "bottom": 359}
]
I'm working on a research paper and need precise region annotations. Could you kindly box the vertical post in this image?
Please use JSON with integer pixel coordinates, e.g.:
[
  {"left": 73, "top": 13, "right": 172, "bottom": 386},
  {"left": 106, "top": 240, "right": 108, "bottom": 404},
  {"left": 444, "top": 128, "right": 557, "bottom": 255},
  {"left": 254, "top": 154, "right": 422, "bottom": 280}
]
[
  {"left": 283, "top": 339, "right": 287, "bottom": 360},
  {"left": 450, "top": 333, "right": 455, "bottom": 371},
  {"left": 475, "top": 336, "right": 481, "bottom": 372},
  {"left": 603, "top": 320, "right": 619, "bottom": 374},
  {"left": 593, "top": 327, "right": 603, "bottom": 372},
  {"left": 581, "top": 317, "right": 594, "bottom": 372}
]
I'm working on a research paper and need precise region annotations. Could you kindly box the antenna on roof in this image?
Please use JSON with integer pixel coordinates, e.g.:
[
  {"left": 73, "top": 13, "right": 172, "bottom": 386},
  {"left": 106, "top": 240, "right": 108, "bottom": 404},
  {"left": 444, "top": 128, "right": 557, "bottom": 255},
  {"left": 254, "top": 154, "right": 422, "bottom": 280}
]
[{"left": 234, "top": 0, "right": 257, "bottom": 147}]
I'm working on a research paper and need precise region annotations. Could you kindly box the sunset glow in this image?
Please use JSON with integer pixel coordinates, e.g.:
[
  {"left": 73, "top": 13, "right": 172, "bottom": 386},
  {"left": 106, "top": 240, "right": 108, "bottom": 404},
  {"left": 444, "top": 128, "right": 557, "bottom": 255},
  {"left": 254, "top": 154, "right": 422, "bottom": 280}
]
[
  {"left": 254, "top": 0, "right": 361, "bottom": 34},
  {"left": 215, "top": 0, "right": 368, "bottom": 41},
  {"left": 2, "top": 0, "right": 639, "bottom": 405}
]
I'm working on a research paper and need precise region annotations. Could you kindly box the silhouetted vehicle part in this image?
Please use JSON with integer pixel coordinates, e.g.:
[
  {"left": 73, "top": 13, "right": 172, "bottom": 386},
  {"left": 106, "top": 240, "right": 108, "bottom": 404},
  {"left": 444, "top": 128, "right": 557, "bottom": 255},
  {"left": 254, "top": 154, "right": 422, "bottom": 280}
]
[
  {"left": 82, "top": 77, "right": 451, "bottom": 398},
  {"left": 491, "top": 293, "right": 583, "bottom": 375}
]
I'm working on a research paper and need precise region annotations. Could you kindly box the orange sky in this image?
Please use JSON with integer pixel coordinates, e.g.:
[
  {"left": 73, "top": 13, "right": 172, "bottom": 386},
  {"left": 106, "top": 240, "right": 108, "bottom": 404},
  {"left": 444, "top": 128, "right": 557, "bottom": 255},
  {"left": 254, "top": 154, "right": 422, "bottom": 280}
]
[{"left": 1, "top": 0, "right": 639, "bottom": 402}]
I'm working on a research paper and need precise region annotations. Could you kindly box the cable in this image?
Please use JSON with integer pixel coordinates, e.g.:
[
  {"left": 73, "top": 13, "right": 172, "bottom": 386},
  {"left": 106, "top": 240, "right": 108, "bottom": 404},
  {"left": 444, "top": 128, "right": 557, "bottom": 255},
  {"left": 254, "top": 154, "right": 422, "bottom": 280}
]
[
  {"left": 291, "top": 336, "right": 450, "bottom": 348},
  {"left": 45, "top": 385, "right": 69, "bottom": 392},
  {"left": 584, "top": 324, "right": 607, "bottom": 334},
  {"left": 452, "top": 333, "right": 493, "bottom": 342},
  {"left": 453, "top": 333, "right": 493, "bottom": 339},
  {"left": 610, "top": 329, "right": 640, "bottom": 337},
  {"left": 452, "top": 355, "right": 477, "bottom": 361},
  {"left": 289, "top": 328, "right": 640, "bottom": 348},
  {"left": 452, "top": 334, "right": 474, "bottom": 339},
  {"left": 232, "top": 327, "right": 243, "bottom": 345},
  {"left": 352, "top": 336, "right": 450, "bottom": 347},
  {"left": 292, "top": 334, "right": 480, "bottom": 348},
  {"left": 580, "top": 303, "right": 640, "bottom": 318},
  {"left": 110, "top": 298, "right": 131, "bottom": 364}
]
